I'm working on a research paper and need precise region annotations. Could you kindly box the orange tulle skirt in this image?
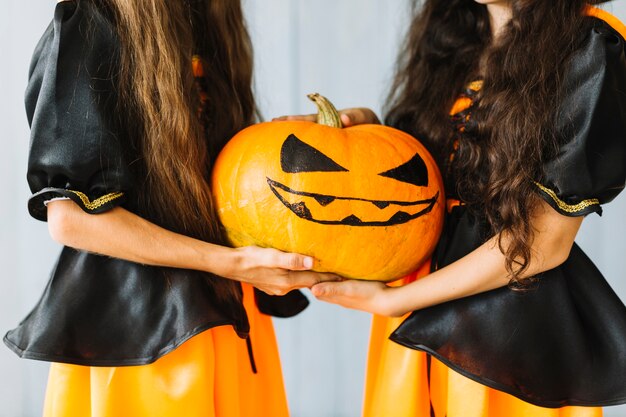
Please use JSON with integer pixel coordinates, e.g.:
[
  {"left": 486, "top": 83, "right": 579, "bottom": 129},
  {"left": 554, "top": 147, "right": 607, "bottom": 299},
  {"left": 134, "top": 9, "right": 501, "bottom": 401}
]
[
  {"left": 363, "top": 264, "right": 602, "bottom": 417},
  {"left": 43, "top": 284, "right": 288, "bottom": 417}
]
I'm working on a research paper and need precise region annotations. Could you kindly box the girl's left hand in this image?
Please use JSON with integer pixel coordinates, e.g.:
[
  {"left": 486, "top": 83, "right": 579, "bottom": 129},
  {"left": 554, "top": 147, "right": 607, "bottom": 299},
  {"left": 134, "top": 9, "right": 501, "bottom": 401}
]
[{"left": 311, "top": 279, "right": 403, "bottom": 317}]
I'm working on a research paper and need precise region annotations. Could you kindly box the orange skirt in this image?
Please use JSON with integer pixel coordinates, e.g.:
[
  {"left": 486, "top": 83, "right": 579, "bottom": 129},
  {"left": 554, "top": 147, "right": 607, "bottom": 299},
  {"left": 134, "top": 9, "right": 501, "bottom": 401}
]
[
  {"left": 43, "top": 284, "right": 288, "bottom": 417},
  {"left": 363, "top": 264, "right": 602, "bottom": 417}
]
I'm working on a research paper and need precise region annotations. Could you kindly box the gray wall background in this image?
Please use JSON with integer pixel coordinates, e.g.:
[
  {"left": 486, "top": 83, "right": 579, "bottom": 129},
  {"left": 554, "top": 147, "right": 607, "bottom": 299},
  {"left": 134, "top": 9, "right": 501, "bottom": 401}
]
[{"left": 1, "top": 1, "right": 625, "bottom": 416}]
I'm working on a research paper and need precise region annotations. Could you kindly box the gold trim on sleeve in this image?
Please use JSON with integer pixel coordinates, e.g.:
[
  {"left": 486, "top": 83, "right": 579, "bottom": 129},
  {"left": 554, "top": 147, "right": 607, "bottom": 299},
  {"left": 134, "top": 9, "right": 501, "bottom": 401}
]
[
  {"left": 67, "top": 190, "right": 124, "bottom": 211},
  {"left": 533, "top": 182, "right": 599, "bottom": 213}
]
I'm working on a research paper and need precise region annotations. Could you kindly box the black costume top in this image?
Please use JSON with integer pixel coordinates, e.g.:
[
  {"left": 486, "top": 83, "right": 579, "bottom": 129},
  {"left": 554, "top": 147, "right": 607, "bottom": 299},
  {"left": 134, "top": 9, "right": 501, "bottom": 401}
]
[
  {"left": 390, "top": 18, "right": 626, "bottom": 408},
  {"left": 4, "top": 0, "right": 307, "bottom": 367}
]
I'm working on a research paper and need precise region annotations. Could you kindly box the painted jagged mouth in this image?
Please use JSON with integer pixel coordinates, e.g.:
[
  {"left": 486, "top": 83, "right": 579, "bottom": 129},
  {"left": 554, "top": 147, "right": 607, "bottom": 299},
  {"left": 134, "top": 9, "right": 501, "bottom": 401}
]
[{"left": 267, "top": 177, "right": 438, "bottom": 226}]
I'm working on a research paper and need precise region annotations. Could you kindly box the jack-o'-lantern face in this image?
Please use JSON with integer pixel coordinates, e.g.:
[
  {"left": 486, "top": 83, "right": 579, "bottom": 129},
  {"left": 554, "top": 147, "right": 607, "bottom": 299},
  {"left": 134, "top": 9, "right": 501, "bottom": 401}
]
[
  {"left": 268, "top": 134, "right": 439, "bottom": 227},
  {"left": 212, "top": 95, "right": 444, "bottom": 281}
]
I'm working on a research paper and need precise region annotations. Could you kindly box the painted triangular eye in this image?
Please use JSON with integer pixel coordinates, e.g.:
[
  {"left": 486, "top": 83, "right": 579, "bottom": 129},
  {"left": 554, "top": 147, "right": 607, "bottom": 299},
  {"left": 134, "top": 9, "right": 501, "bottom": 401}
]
[
  {"left": 379, "top": 153, "right": 428, "bottom": 186},
  {"left": 281, "top": 134, "right": 348, "bottom": 173}
]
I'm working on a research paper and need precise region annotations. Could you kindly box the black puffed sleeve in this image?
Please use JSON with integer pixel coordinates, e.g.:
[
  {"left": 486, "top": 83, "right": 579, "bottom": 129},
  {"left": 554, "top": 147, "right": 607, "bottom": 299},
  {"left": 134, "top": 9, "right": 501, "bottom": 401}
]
[
  {"left": 25, "top": 0, "right": 132, "bottom": 221},
  {"left": 535, "top": 18, "right": 626, "bottom": 217}
]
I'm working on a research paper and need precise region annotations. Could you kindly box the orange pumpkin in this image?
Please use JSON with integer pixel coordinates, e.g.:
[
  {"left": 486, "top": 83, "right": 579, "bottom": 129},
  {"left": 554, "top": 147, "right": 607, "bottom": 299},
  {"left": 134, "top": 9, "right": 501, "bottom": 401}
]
[{"left": 212, "top": 94, "right": 444, "bottom": 281}]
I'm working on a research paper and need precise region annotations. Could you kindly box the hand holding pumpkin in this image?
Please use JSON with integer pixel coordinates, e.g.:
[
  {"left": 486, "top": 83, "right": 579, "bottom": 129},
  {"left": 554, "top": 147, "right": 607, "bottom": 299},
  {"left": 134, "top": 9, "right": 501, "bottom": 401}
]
[
  {"left": 220, "top": 246, "right": 341, "bottom": 296},
  {"left": 311, "top": 279, "right": 403, "bottom": 317},
  {"left": 213, "top": 93, "right": 444, "bottom": 282},
  {"left": 273, "top": 106, "right": 381, "bottom": 127}
]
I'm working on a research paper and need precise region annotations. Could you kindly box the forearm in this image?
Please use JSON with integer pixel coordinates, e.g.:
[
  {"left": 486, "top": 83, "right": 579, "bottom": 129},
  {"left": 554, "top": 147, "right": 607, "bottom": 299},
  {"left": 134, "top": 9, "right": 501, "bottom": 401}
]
[
  {"left": 386, "top": 238, "right": 520, "bottom": 315},
  {"left": 47, "top": 200, "right": 236, "bottom": 275},
  {"left": 46, "top": 199, "right": 333, "bottom": 294},
  {"left": 386, "top": 201, "right": 583, "bottom": 316}
]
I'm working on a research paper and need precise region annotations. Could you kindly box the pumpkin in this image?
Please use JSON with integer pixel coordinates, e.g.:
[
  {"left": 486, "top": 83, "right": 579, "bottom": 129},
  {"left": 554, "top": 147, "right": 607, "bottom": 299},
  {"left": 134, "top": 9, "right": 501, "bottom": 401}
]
[{"left": 211, "top": 94, "right": 444, "bottom": 281}]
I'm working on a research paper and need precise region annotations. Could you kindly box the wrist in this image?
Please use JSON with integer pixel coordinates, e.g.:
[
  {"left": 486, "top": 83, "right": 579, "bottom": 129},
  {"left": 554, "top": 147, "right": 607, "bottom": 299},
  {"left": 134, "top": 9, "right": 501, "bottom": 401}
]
[
  {"left": 199, "top": 243, "right": 241, "bottom": 279},
  {"left": 380, "top": 286, "right": 408, "bottom": 317}
]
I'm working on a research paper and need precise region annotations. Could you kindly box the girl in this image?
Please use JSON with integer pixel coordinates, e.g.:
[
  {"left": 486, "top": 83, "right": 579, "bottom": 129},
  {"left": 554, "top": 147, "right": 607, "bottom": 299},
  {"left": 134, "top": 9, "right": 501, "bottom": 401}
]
[
  {"left": 310, "top": 0, "right": 626, "bottom": 415},
  {"left": 4, "top": 1, "right": 334, "bottom": 416}
]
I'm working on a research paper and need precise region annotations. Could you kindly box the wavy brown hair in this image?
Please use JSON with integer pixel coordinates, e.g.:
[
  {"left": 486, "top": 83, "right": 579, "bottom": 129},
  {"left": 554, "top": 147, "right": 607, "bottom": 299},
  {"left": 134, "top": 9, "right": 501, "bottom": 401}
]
[
  {"left": 102, "top": 0, "right": 256, "bottom": 316},
  {"left": 386, "top": 0, "right": 603, "bottom": 285}
]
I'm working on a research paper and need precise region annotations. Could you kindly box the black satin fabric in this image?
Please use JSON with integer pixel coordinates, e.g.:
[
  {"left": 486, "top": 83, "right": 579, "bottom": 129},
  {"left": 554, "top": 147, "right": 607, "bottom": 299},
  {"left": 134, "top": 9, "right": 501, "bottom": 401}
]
[
  {"left": 4, "top": 0, "right": 307, "bottom": 367},
  {"left": 540, "top": 19, "right": 626, "bottom": 217},
  {"left": 391, "top": 19, "right": 626, "bottom": 408},
  {"left": 24, "top": 1, "right": 132, "bottom": 221},
  {"left": 5, "top": 248, "right": 240, "bottom": 366}
]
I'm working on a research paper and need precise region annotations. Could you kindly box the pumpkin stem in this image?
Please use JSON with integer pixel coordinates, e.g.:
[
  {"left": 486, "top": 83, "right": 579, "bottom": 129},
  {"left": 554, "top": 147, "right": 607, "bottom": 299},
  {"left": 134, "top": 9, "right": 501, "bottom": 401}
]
[{"left": 307, "top": 93, "right": 343, "bottom": 128}]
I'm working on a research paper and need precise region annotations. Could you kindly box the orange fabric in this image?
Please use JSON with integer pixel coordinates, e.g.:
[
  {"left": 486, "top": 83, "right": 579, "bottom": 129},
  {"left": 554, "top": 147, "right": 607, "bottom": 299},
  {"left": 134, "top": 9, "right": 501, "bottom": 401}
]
[
  {"left": 43, "top": 284, "right": 289, "bottom": 417},
  {"left": 429, "top": 357, "right": 602, "bottom": 417},
  {"left": 363, "top": 262, "right": 431, "bottom": 417},
  {"left": 448, "top": 97, "right": 473, "bottom": 116},
  {"left": 363, "top": 264, "right": 603, "bottom": 416},
  {"left": 446, "top": 198, "right": 463, "bottom": 213},
  {"left": 586, "top": 6, "right": 626, "bottom": 40},
  {"left": 192, "top": 55, "right": 204, "bottom": 77}
]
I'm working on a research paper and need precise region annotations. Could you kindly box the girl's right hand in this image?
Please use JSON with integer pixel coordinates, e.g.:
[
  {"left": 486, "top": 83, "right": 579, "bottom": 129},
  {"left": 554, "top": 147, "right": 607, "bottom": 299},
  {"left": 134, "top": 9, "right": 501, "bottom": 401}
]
[
  {"left": 222, "top": 246, "right": 342, "bottom": 296},
  {"left": 273, "top": 107, "right": 381, "bottom": 127}
]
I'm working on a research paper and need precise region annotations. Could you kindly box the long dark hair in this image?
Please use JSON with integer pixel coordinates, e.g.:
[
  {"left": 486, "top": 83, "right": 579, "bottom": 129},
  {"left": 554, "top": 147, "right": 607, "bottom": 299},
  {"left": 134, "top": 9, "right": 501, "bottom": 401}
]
[
  {"left": 386, "top": 0, "right": 597, "bottom": 285},
  {"left": 106, "top": 0, "right": 256, "bottom": 311}
]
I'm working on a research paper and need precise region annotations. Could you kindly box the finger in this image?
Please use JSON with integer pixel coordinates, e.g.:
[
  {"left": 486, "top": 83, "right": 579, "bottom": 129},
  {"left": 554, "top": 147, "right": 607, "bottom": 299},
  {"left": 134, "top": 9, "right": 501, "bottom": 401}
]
[
  {"left": 310, "top": 283, "right": 328, "bottom": 298},
  {"left": 340, "top": 113, "right": 352, "bottom": 126},
  {"left": 316, "top": 272, "right": 344, "bottom": 283},
  {"left": 339, "top": 108, "right": 381, "bottom": 127},
  {"left": 286, "top": 270, "right": 341, "bottom": 290},
  {"left": 311, "top": 281, "right": 352, "bottom": 299},
  {"left": 272, "top": 114, "right": 317, "bottom": 123},
  {"left": 273, "top": 251, "right": 314, "bottom": 270}
]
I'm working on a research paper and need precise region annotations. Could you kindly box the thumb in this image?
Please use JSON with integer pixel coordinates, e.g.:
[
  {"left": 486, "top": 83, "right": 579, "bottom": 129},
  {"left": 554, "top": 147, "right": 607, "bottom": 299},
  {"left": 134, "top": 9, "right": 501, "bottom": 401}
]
[
  {"left": 310, "top": 283, "right": 329, "bottom": 297},
  {"left": 311, "top": 281, "right": 346, "bottom": 298}
]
